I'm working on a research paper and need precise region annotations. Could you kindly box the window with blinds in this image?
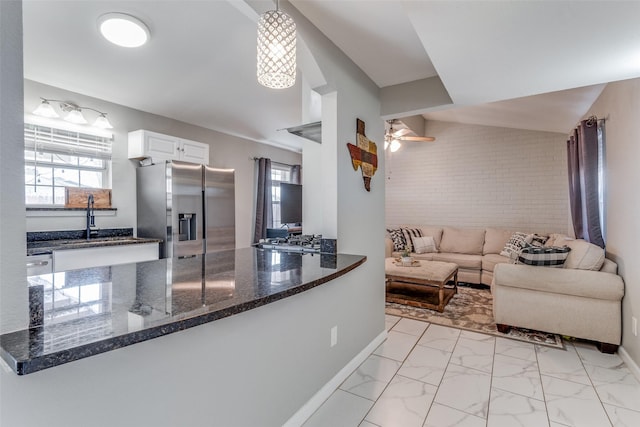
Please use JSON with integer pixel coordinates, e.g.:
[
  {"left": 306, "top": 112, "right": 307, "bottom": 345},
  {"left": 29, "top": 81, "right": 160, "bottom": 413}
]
[{"left": 24, "top": 123, "right": 112, "bottom": 206}]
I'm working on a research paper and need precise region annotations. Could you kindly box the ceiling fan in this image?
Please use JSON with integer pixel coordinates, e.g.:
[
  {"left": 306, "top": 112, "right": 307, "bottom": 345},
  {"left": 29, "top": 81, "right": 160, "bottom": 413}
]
[{"left": 384, "top": 119, "right": 435, "bottom": 152}]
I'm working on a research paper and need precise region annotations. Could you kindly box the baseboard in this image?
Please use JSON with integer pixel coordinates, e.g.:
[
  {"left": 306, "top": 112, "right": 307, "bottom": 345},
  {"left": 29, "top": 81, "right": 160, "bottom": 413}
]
[
  {"left": 619, "top": 345, "right": 640, "bottom": 382},
  {"left": 283, "top": 329, "right": 387, "bottom": 427}
]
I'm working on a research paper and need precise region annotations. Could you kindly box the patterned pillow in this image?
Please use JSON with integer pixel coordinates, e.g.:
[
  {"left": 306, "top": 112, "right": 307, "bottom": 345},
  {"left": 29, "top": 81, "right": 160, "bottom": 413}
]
[
  {"left": 528, "top": 234, "right": 548, "bottom": 247},
  {"left": 516, "top": 245, "right": 571, "bottom": 268},
  {"left": 386, "top": 228, "right": 407, "bottom": 252},
  {"left": 500, "top": 232, "right": 531, "bottom": 260},
  {"left": 401, "top": 228, "right": 423, "bottom": 252},
  {"left": 413, "top": 236, "right": 437, "bottom": 254}
]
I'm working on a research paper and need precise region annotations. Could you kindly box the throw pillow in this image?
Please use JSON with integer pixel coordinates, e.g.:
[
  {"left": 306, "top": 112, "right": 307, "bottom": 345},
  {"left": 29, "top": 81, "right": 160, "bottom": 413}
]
[
  {"left": 413, "top": 236, "right": 437, "bottom": 254},
  {"left": 500, "top": 232, "right": 531, "bottom": 260},
  {"left": 516, "top": 245, "right": 571, "bottom": 268},
  {"left": 564, "top": 239, "right": 605, "bottom": 270},
  {"left": 528, "top": 234, "right": 548, "bottom": 247},
  {"left": 401, "top": 227, "right": 423, "bottom": 252},
  {"left": 386, "top": 228, "right": 407, "bottom": 252},
  {"left": 545, "top": 233, "right": 574, "bottom": 248}
]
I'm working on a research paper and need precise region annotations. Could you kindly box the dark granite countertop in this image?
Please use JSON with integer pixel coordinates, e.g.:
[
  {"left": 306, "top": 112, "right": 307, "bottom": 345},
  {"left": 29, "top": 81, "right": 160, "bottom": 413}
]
[
  {"left": 0, "top": 248, "right": 366, "bottom": 375},
  {"left": 26, "top": 228, "right": 162, "bottom": 255}
]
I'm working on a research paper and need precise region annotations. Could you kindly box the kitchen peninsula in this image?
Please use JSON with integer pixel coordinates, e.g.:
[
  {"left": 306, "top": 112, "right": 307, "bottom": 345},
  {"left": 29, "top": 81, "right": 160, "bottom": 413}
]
[{"left": 1, "top": 247, "right": 366, "bottom": 375}]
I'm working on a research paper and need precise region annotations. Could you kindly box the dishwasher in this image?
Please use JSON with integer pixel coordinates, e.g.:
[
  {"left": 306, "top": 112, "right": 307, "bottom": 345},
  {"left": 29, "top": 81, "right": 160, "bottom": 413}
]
[{"left": 26, "top": 254, "right": 53, "bottom": 276}]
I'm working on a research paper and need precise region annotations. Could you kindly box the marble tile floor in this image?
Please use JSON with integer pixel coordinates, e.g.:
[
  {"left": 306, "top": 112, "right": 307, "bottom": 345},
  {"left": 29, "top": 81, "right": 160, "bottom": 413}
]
[{"left": 303, "top": 315, "right": 640, "bottom": 427}]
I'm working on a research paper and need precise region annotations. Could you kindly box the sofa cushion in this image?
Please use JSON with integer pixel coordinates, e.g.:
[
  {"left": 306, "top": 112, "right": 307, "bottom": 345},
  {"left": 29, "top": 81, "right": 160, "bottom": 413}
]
[
  {"left": 500, "top": 232, "right": 531, "bottom": 259},
  {"left": 402, "top": 228, "right": 423, "bottom": 252},
  {"left": 411, "top": 252, "right": 436, "bottom": 261},
  {"left": 432, "top": 253, "right": 482, "bottom": 269},
  {"left": 386, "top": 228, "right": 406, "bottom": 251},
  {"left": 413, "top": 236, "right": 437, "bottom": 254},
  {"left": 564, "top": 239, "right": 605, "bottom": 271},
  {"left": 483, "top": 228, "right": 513, "bottom": 255},
  {"left": 439, "top": 227, "right": 485, "bottom": 254},
  {"left": 482, "top": 253, "right": 509, "bottom": 272},
  {"left": 516, "top": 245, "right": 571, "bottom": 268}
]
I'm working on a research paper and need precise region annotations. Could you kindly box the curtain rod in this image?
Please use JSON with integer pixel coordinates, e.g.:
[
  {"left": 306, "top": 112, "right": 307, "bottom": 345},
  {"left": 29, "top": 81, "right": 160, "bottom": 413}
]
[
  {"left": 584, "top": 115, "right": 605, "bottom": 128},
  {"left": 249, "top": 157, "right": 295, "bottom": 168}
]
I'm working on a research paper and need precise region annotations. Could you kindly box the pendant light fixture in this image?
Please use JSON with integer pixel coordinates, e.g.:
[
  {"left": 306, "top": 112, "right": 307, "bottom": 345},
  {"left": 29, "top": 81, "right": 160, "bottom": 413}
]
[{"left": 257, "top": 0, "right": 296, "bottom": 89}]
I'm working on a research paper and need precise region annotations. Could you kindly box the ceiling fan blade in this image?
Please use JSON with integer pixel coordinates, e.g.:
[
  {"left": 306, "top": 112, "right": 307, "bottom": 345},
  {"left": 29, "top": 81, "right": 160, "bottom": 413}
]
[
  {"left": 400, "top": 136, "right": 436, "bottom": 142},
  {"left": 392, "top": 128, "right": 412, "bottom": 138}
]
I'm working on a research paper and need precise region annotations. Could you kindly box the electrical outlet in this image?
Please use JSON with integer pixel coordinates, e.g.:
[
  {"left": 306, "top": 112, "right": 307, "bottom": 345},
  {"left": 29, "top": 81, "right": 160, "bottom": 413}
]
[
  {"left": 633, "top": 317, "right": 638, "bottom": 337},
  {"left": 330, "top": 326, "right": 338, "bottom": 347}
]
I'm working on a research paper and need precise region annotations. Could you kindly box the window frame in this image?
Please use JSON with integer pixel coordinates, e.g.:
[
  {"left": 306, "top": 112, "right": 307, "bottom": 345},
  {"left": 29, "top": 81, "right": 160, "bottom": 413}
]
[
  {"left": 270, "top": 165, "right": 292, "bottom": 228},
  {"left": 23, "top": 122, "right": 113, "bottom": 207}
]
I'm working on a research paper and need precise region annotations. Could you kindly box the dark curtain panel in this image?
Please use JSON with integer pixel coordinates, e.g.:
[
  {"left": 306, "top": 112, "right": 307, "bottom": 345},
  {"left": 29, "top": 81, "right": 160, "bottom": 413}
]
[
  {"left": 566, "top": 119, "right": 605, "bottom": 248},
  {"left": 290, "top": 164, "right": 301, "bottom": 185},
  {"left": 567, "top": 129, "right": 583, "bottom": 239},
  {"left": 253, "top": 158, "right": 272, "bottom": 243}
]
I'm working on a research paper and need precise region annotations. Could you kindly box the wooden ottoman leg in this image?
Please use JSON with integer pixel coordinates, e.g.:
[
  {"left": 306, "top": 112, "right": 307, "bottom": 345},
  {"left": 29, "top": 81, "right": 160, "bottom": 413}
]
[{"left": 496, "top": 324, "right": 511, "bottom": 334}]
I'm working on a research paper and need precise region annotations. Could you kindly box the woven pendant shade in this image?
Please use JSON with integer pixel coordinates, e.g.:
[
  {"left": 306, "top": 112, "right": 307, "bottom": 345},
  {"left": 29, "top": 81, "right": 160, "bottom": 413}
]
[{"left": 257, "top": 9, "right": 296, "bottom": 89}]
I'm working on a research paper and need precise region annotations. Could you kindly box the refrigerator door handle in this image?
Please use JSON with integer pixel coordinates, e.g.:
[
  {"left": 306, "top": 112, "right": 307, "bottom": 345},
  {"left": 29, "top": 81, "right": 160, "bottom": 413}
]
[{"left": 201, "top": 189, "right": 206, "bottom": 240}]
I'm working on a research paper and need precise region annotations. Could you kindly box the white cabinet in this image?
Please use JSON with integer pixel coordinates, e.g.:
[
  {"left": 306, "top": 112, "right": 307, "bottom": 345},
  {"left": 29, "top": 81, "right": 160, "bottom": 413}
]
[
  {"left": 128, "top": 129, "right": 209, "bottom": 165},
  {"left": 53, "top": 243, "right": 159, "bottom": 272}
]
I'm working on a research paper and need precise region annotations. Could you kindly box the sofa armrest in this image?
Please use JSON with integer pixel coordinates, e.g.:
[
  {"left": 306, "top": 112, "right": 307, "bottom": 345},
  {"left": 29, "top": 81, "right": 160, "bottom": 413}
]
[
  {"left": 385, "top": 237, "right": 393, "bottom": 258},
  {"left": 493, "top": 263, "right": 624, "bottom": 301}
]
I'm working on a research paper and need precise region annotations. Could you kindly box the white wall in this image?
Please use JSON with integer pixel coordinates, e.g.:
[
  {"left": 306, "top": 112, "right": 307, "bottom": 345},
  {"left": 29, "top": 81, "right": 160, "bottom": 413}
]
[
  {"left": 24, "top": 80, "right": 302, "bottom": 248},
  {"left": 386, "top": 120, "right": 569, "bottom": 234},
  {"left": 0, "top": 1, "right": 28, "bottom": 333},
  {"left": 584, "top": 77, "right": 640, "bottom": 368}
]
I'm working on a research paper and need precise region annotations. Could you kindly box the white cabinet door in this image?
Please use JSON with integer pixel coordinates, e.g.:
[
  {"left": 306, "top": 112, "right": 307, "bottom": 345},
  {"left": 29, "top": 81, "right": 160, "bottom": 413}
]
[
  {"left": 180, "top": 139, "right": 209, "bottom": 165},
  {"left": 146, "top": 134, "right": 180, "bottom": 160},
  {"left": 129, "top": 130, "right": 179, "bottom": 161},
  {"left": 53, "top": 243, "right": 159, "bottom": 272}
]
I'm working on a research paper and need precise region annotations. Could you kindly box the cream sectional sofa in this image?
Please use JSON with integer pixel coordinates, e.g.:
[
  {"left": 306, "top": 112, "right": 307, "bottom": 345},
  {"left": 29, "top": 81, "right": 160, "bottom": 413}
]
[
  {"left": 385, "top": 226, "right": 514, "bottom": 286},
  {"left": 385, "top": 225, "right": 625, "bottom": 352}
]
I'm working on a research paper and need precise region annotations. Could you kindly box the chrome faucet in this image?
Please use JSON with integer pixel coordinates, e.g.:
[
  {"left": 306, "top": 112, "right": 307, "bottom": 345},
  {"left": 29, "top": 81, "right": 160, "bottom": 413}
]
[{"left": 86, "top": 194, "right": 96, "bottom": 240}]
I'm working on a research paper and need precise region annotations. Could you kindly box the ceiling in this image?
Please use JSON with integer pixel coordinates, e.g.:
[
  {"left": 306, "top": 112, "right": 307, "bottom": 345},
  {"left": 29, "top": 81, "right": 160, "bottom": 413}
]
[{"left": 22, "top": 1, "right": 640, "bottom": 150}]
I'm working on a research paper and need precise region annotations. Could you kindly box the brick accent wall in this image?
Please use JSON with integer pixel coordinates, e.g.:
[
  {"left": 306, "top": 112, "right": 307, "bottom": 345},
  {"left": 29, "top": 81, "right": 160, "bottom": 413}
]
[{"left": 385, "top": 120, "right": 569, "bottom": 234}]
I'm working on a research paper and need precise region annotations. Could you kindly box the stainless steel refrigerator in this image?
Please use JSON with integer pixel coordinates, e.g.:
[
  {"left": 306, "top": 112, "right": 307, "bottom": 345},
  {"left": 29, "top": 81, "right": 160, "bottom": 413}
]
[{"left": 136, "top": 160, "right": 235, "bottom": 258}]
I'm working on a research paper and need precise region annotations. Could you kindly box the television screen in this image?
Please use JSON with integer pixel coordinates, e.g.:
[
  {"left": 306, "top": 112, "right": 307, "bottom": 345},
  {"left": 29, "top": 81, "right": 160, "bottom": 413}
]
[{"left": 280, "top": 183, "right": 302, "bottom": 224}]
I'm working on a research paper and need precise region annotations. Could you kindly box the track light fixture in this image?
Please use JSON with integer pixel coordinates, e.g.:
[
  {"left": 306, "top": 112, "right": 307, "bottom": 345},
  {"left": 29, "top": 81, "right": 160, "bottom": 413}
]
[{"left": 33, "top": 98, "right": 113, "bottom": 129}]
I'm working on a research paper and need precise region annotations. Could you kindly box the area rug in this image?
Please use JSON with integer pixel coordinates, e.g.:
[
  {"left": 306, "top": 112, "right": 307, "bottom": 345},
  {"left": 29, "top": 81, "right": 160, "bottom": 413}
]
[{"left": 385, "top": 285, "right": 564, "bottom": 349}]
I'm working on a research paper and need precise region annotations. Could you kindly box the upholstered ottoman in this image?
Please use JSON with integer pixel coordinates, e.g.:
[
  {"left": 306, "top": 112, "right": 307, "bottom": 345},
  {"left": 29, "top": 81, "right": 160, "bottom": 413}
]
[{"left": 385, "top": 258, "right": 458, "bottom": 312}]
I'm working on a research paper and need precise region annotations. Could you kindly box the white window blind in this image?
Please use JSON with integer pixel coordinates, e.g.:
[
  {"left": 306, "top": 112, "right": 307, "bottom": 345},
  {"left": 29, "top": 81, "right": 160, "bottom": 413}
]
[{"left": 24, "top": 123, "right": 112, "bottom": 160}]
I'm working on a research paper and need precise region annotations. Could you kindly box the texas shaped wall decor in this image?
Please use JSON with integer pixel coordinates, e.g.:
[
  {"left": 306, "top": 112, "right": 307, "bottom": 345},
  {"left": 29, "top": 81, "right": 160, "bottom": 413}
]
[{"left": 346, "top": 118, "right": 378, "bottom": 192}]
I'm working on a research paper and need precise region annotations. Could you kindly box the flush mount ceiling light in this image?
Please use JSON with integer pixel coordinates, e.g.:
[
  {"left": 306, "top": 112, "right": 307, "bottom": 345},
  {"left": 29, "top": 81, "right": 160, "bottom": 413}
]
[
  {"left": 257, "top": 0, "right": 296, "bottom": 89},
  {"left": 33, "top": 98, "right": 113, "bottom": 129},
  {"left": 98, "top": 12, "right": 150, "bottom": 48}
]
